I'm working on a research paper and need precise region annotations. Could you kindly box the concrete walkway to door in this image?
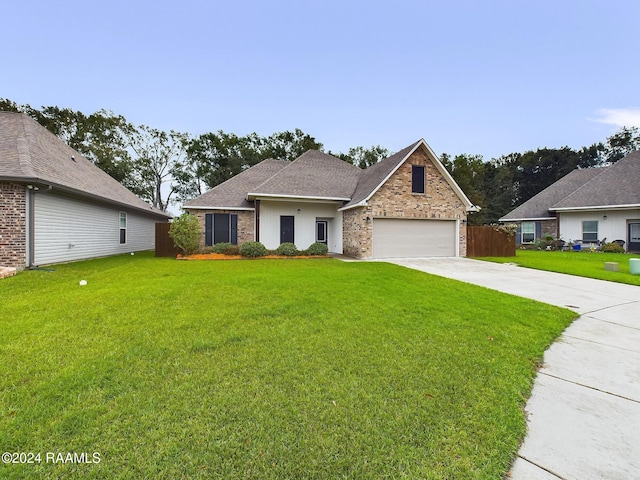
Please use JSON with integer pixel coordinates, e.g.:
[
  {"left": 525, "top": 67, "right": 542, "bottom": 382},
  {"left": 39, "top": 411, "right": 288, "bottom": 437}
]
[{"left": 382, "top": 257, "right": 640, "bottom": 480}]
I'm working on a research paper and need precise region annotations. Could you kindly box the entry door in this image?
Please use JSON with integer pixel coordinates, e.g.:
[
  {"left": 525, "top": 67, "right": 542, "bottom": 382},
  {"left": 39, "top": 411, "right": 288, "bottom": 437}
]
[
  {"left": 280, "top": 216, "right": 295, "bottom": 244},
  {"left": 629, "top": 223, "right": 640, "bottom": 252},
  {"left": 316, "top": 220, "right": 328, "bottom": 244}
]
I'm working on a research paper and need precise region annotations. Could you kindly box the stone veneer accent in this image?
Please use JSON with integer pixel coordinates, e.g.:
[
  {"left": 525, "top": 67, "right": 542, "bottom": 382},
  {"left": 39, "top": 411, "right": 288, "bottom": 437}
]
[
  {"left": 343, "top": 148, "right": 468, "bottom": 258},
  {"left": 0, "top": 182, "right": 27, "bottom": 269},
  {"left": 186, "top": 209, "right": 255, "bottom": 250}
]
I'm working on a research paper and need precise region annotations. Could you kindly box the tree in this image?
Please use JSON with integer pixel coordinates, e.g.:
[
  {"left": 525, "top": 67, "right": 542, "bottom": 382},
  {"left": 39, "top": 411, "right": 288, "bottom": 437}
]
[
  {"left": 168, "top": 214, "right": 201, "bottom": 255},
  {"left": 332, "top": 145, "right": 390, "bottom": 168},
  {"left": 128, "top": 125, "right": 190, "bottom": 211},
  {"left": 441, "top": 153, "right": 487, "bottom": 225},
  {"left": 603, "top": 126, "right": 640, "bottom": 163},
  {"left": 261, "top": 129, "right": 323, "bottom": 161}
]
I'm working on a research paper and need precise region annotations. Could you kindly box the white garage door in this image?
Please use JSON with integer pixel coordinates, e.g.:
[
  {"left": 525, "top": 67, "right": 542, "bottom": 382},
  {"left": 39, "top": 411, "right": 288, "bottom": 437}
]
[{"left": 373, "top": 218, "right": 457, "bottom": 258}]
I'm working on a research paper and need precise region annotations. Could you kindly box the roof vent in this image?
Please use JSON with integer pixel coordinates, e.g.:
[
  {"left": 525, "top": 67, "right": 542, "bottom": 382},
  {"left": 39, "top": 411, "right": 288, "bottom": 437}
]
[{"left": 71, "top": 156, "right": 76, "bottom": 162}]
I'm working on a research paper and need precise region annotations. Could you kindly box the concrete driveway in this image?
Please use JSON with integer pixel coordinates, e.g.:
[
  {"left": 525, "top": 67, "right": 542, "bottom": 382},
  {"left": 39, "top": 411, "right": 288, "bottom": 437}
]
[{"left": 383, "top": 257, "right": 640, "bottom": 480}]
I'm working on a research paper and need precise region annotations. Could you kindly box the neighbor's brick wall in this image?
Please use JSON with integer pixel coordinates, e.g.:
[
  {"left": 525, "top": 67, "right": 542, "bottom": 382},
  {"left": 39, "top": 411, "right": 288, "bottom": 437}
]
[
  {"left": 186, "top": 209, "right": 254, "bottom": 250},
  {"left": 343, "top": 149, "right": 468, "bottom": 258},
  {"left": 0, "top": 182, "right": 27, "bottom": 269}
]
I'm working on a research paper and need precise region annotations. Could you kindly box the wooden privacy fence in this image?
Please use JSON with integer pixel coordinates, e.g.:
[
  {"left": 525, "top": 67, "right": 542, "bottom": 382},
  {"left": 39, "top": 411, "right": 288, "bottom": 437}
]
[
  {"left": 155, "top": 222, "right": 182, "bottom": 257},
  {"left": 467, "top": 226, "right": 515, "bottom": 257}
]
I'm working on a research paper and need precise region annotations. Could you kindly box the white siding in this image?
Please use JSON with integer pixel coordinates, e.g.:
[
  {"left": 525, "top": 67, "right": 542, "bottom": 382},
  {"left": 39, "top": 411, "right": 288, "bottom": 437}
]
[
  {"left": 34, "top": 192, "right": 158, "bottom": 265},
  {"left": 259, "top": 200, "right": 343, "bottom": 253},
  {"left": 558, "top": 209, "right": 640, "bottom": 249}
]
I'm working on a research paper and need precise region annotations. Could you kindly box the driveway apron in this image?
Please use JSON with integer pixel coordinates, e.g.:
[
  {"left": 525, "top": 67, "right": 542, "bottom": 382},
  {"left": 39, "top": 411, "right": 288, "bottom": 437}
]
[{"left": 382, "top": 257, "right": 640, "bottom": 480}]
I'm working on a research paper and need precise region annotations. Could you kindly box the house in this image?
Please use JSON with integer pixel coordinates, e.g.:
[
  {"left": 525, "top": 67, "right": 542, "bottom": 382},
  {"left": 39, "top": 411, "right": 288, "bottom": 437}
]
[
  {"left": 0, "top": 112, "right": 170, "bottom": 269},
  {"left": 183, "top": 139, "right": 478, "bottom": 259},
  {"left": 500, "top": 151, "right": 640, "bottom": 252}
]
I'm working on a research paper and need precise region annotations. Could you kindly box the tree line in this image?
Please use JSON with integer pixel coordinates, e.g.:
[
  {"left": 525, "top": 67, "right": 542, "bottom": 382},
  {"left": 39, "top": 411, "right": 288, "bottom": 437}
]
[{"left": 2, "top": 98, "right": 638, "bottom": 222}]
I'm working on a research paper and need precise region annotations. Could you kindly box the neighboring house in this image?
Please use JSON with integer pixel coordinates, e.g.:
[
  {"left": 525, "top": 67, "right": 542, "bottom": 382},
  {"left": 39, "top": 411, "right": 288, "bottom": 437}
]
[
  {"left": 0, "top": 112, "right": 170, "bottom": 269},
  {"left": 500, "top": 151, "right": 640, "bottom": 252},
  {"left": 183, "top": 139, "right": 478, "bottom": 259}
]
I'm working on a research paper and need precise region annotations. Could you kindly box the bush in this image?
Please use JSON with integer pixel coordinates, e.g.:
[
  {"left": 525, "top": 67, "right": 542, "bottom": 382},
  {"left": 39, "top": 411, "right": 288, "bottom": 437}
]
[
  {"left": 169, "top": 214, "right": 201, "bottom": 255},
  {"left": 275, "top": 242, "right": 299, "bottom": 256},
  {"left": 601, "top": 242, "right": 625, "bottom": 253},
  {"left": 239, "top": 241, "right": 267, "bottom": 257},
  {"left": 306, "top": 242, "right": 329, "bottom": 256},
  {"left": 213, "top": 243, "right": 240, "bottom": 255}
]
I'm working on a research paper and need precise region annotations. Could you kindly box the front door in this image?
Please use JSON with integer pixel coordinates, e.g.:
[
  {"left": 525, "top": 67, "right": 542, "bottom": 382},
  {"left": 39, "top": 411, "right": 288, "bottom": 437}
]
[
  {"left": 316, "top": 220, "right": 328, "bottom": 244},
  {"left": 280, "top": 216, "right": 295, "bottom": 244},
  {"left": 629, "top": 222, "right": 640, "bottom": 252}
]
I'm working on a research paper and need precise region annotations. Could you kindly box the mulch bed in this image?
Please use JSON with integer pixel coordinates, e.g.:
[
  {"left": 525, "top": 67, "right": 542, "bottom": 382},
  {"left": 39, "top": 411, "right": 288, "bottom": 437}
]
[{"left": 178, "top": 253, "right": 328, "bottom": 260}]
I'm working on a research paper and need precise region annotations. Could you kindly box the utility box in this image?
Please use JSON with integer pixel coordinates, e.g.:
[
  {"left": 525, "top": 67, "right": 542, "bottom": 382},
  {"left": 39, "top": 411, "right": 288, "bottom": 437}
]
[{"left": 630, "top": 258, "right": 640, "bottom": 275}]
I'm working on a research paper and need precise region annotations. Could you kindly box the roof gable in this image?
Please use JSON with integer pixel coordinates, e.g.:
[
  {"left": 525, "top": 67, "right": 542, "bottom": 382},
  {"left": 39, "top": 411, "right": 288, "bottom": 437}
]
[
  {"left": 0, "top": 112, "right": 168, "bottom": 218},
  {"left": 341, "top": 139, "right": 476, "bottom": 211}
]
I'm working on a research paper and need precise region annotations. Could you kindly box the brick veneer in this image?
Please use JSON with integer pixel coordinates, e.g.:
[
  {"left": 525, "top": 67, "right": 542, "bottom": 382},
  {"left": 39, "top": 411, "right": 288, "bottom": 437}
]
[
  {"left": 187, "top": 209, "right": 255, "bottom": 250},
  {"left": 343, "top": 149, "right": 468, "bottom": 258},
  {"left": 0, "top": 182, "right": 27, "bottom": 269}
]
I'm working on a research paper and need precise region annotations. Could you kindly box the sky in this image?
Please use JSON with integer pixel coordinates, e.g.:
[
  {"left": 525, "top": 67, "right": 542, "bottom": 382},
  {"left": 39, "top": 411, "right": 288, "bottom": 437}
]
[{"left": 3, "top": 0, "right": 639, "bottom": 161}]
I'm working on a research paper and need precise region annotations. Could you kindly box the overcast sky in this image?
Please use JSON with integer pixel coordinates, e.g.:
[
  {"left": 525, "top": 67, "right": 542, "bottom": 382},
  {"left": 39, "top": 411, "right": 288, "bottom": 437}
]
[{"left": 3, "top": 0, "right": 639, "bottom": 161}]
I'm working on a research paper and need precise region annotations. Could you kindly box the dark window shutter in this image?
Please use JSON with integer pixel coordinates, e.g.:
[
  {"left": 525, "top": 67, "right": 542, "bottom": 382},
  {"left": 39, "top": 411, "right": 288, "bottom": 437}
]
[
  {"left": 516, "top": 223, "right": 522, "bottom": 244},
  {"left": 535, "top": 222, "right": 542, "bottom": 240},
  {"left": 412, "top": 165, "right": 425, "bottom": 193},
  {"left": 230, "top": 214, "right": 238, "bottom": 245},
  {"left": 205, "top": 214, "right": 213, "bottom": 246}
]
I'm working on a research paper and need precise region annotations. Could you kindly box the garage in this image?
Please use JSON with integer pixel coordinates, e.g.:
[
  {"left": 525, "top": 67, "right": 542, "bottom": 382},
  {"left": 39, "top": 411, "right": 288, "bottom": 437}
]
[{"left": 372, "top": 218, "right": 457, "bottom": 258}]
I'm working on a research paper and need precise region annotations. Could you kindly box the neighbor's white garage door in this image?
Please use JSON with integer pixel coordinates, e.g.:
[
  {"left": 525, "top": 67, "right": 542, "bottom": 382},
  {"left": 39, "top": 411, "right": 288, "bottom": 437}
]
[{"left": 372, "top": 218, "right": 457, "bottom": 258}]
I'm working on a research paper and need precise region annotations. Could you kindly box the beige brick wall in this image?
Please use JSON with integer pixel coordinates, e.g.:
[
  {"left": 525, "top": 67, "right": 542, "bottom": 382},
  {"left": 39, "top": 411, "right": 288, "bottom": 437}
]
[
  {"left": 0, "top": 182, "right": 27, "bottom": 269},
  {"left": 343, "top": 148, "right": 468, "bottom": 258},
  {"left": 186, "top": 209, "right": 255, "bottom": 250}
]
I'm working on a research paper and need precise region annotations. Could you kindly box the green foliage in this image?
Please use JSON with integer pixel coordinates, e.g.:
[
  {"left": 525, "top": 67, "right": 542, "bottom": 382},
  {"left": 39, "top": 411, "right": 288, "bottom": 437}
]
[
  {"left": 238, "top": 241, "right": 267, "bottom": 257},
  {"left": 212, "top": 242, "right": 239, "bottom": 255},
  {"left": 168, "top": 214, "right": 201, "bottom": 255},
  {"left": 0, "top": 253, "right": 576, "bottom": 479},
  {"left": 332, "top": 145, "right": 390, "bottom": 168},
  {"left": 601, "top": 242, "right": 625, "bottom": 253},
  {"left": 275, "top": 242, "right": 299, "bottom": 256},
  {"left": 306, "top": 242, "right": 329, "bottom": 256}
]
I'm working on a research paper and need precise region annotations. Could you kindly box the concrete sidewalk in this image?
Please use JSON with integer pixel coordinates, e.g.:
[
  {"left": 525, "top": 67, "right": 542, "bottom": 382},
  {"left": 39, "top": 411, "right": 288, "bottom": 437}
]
[{"left": 383, "top": 258, "right": 640, "bottom": 480}]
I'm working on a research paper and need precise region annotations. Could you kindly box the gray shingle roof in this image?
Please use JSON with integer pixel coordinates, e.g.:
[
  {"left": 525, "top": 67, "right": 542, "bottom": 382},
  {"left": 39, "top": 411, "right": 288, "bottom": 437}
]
[
  {"left": 551, "top": 151, "right": 640, "bottom": 209},
  {"left": 184, "top": 139, "right": 475, "bottom": 211},
  {"left": 500, "top": 150, "right": 640, "bottom": 221},
  {"left": 0, "top": 112, "right": 169, "bottom": 218},
  {"left": 248, "top": 150, "right": 361, "bottom": 200},
  {"left": 500, "top": 167, "right": 607, "bottom": 221},
  {"left": 183, "top": 159, "right": 289, "bottom": 209}
]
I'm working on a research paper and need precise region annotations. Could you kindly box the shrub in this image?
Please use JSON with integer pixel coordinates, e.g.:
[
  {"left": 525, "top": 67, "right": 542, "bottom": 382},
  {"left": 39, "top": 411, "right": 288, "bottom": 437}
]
[
  {"left": 601, "top": 242, "right": 625, "bottom": 253},
  {"left": 223, "top": 245, "right": 240, "bottom": 255},
  {"left": 275, "top": 242, "right": 299, "bottom": 256},
  {"left": 169, "top": 214, "right": 201, "bottom": 255},
  {"left": 239, "top": 241, "right": 267, "bottom": 257},
  {"left": 306, "top": 242, "right": 329, "bottom": 256},
  {"left": 213, "top": 242, "right": 233, "bottom": 254}
]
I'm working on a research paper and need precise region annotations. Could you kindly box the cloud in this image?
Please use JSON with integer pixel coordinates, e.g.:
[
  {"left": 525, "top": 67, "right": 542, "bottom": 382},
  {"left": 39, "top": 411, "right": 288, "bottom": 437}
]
[{"left": 593, "top": 108, "right": 640, "bottom": 128}]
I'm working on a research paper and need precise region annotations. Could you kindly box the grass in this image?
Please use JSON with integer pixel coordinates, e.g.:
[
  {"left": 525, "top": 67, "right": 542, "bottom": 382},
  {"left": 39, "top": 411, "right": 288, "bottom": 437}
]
[
  {"left": 478, "top": 250, "right": 640, "bottom": 286},
  {"left": 0, "top": 252, "right": 576, "bottom": 479}
]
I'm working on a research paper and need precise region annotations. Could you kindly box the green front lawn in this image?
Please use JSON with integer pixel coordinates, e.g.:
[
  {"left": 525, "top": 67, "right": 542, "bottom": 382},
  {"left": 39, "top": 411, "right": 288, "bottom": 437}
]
[
  {"left": 1, "top": 253, "right": 576, "bottom": 479},
  {"left": 479, "top": 250, "right": 640, "bottom": 286}
]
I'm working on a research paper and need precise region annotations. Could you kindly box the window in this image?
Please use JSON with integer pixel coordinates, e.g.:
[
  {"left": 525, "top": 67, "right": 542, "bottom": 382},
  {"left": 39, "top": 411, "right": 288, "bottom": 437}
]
[
  {"left": 412, "top": 165, "right": 425, "bottom": 194},
  {"left": 521, "top": 222, "right": 535, "bottom": 244},
  {"left": 582, "top": 221, "right": 598, "bottom": 242},
  {"left": 119, "top": 212, "right": 127, "bottom": 244},
  {"left": 205, "top": 213, "right": 238, "bottom": 246}
]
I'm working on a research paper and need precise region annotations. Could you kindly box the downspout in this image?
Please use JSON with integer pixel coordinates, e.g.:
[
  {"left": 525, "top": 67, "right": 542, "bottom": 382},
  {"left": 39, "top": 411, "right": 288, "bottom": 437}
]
[
  {"left": 255, "top": 199, "right": 260, "bottom": 242},
  {"left": 26, "top": 183, "right": 52, "bottom": 268}
]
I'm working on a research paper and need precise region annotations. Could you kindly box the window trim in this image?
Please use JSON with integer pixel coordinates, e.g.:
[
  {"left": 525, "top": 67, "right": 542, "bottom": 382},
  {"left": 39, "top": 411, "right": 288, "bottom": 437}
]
[
  {"left": 119, "top": 212, "right": 127, "bottom": 244},
  {"left": 582, "top": 220, "right": 598, "bottom": 242},
  {"left": 411, "top": 165, "right": 425, "bottom": 194},
  {"left": 521, "top": 221, "right": 535, "bottom": 244}
]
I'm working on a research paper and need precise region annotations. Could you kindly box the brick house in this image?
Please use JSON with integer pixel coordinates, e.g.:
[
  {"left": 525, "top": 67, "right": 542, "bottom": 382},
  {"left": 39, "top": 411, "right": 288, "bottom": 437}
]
[
  {"left": 184, "top": 139, "right": 478, "bottom": 259},
  {"left": 0, "top": 112, "right": 170, "bottom": 269}
]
